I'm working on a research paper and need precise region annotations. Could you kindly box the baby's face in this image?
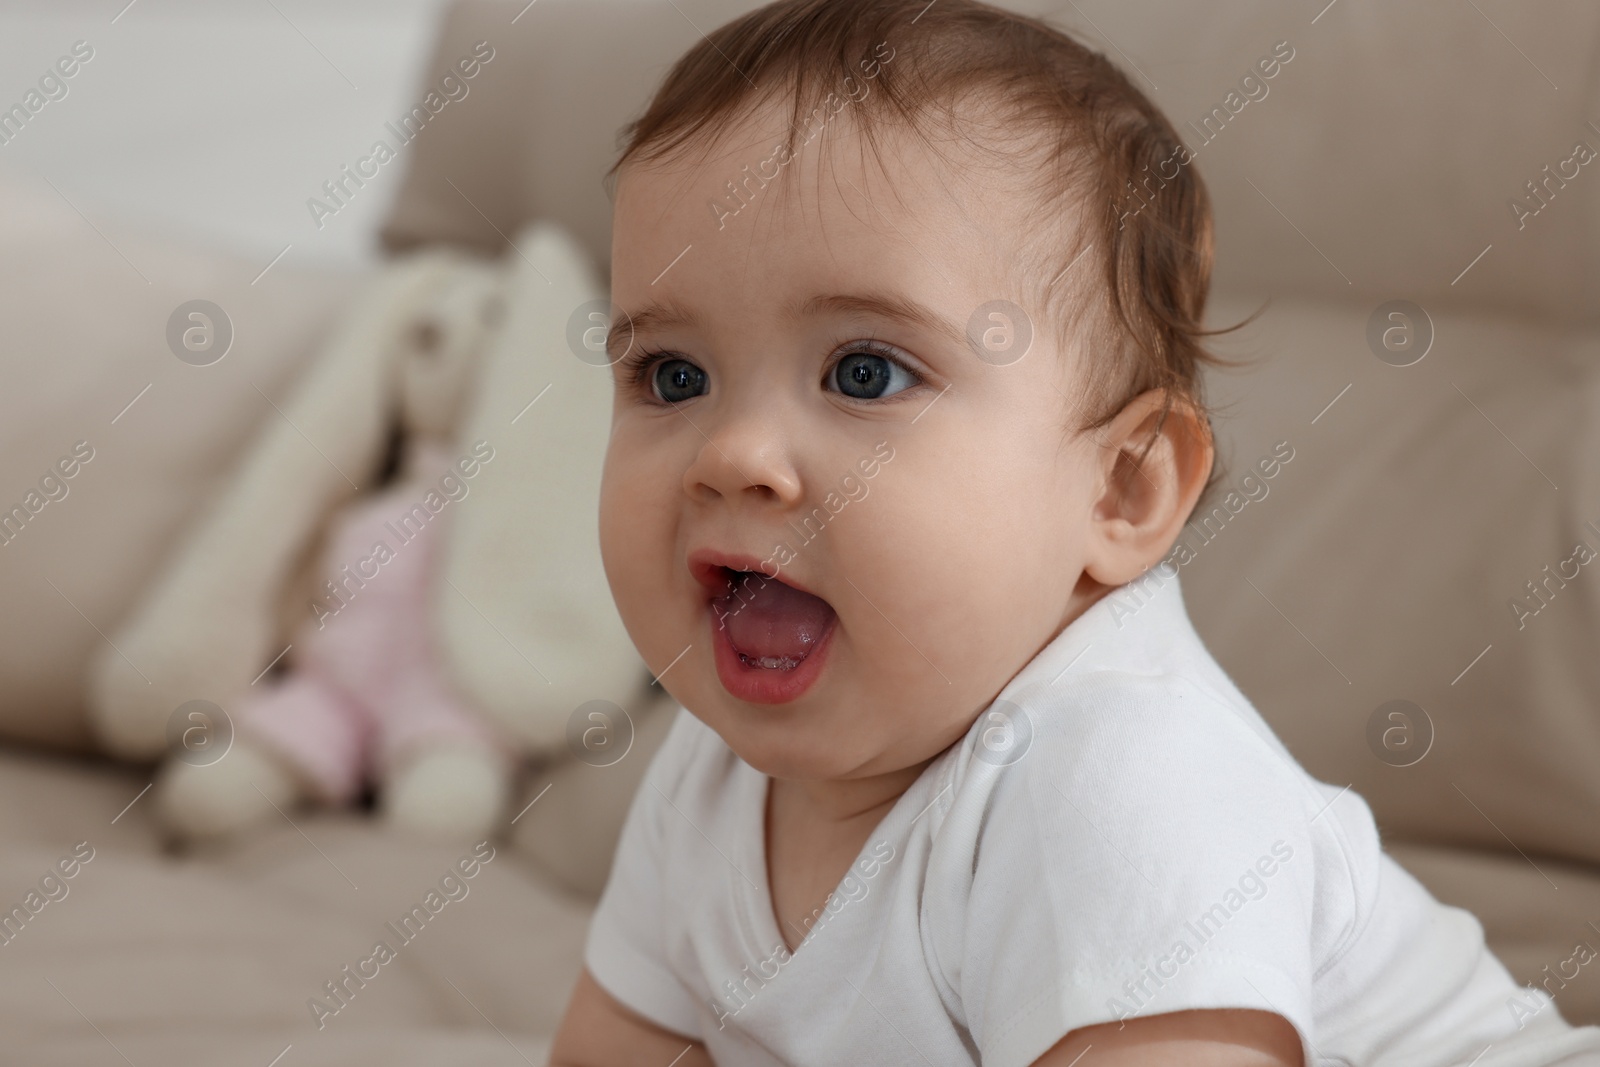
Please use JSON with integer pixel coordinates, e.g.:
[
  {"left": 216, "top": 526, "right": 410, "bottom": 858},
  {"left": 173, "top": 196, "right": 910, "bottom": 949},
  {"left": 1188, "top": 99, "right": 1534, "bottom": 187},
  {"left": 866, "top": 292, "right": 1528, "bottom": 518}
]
[{"left": 601, "top": 102, "right": 1108, "bottom": 782}]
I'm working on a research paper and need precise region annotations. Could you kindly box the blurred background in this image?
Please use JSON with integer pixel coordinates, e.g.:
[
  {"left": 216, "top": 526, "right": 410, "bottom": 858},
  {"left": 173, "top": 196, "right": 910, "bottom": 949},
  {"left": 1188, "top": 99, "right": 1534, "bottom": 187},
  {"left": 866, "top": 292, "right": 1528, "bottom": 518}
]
[
  {"left": 0, "top": 0, "right": 450, "bottom": 268},
  {"left": 1, "top": 1, "right": 1599, "bottom": 1064}
]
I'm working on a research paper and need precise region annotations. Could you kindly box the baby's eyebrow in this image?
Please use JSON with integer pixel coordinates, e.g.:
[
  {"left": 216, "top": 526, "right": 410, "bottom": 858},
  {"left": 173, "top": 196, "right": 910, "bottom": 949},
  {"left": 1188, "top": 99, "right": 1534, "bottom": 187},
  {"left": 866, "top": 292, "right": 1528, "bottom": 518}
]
[
  {"left": 795, "top": 292, "right": 967, "bottom": 350},
  {"left": 610, "top": 291, "right": 967, "bottom": 352},
  {"left": 613, "top": 300, "right": 699, "bottom": 345}
]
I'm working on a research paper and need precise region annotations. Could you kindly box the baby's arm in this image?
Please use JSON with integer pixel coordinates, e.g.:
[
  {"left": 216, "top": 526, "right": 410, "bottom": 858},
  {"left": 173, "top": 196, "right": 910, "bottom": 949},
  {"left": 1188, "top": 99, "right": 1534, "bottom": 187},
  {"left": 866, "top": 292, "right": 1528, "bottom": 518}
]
[
  {"left": 1030, "top": 1008, "right": 1303, "bottom": 1067},
  {"left": 548, "top": 967, "right": 715, "bottom": 1067}
]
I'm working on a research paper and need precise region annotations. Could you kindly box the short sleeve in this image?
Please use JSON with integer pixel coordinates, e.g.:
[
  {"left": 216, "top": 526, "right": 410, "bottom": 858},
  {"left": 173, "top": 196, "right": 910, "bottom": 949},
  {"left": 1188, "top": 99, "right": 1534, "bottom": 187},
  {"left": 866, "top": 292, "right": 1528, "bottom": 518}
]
[
  {"left": 582, "top": 705, "right": 705, "bottom": 1040},
  {"left": 958, "top": 675, "right": 1322, "bottom": 1067}
]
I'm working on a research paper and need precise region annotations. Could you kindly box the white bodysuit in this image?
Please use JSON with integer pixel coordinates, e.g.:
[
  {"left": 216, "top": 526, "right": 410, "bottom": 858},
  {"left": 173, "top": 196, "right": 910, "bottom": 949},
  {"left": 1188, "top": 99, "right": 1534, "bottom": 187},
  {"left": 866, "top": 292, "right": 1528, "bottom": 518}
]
[{"left": 585, "top": 575, "right": 1600, "bottom": 1066}]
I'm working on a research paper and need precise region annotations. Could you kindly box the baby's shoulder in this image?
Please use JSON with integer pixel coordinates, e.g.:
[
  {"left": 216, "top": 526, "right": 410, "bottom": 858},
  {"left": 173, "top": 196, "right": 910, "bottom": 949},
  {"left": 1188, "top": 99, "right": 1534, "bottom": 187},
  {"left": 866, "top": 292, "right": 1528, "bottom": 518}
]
[
  {"left": 937, "top": 666, "right": 1379, "bottom": 895},
  {"left": 922, "top": 671, "right": 1388, "bottom": 1062},
  {"left": 987, "top": 666, "right": 1315, "bottom": 808}
]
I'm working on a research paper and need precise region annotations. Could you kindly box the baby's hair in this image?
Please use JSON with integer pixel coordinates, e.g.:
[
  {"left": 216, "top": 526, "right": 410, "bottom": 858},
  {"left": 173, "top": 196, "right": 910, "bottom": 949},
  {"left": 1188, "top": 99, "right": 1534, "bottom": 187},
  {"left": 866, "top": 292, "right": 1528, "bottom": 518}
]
[{"left": 606, "top": 0, "right": 1250, "bottom": 497}]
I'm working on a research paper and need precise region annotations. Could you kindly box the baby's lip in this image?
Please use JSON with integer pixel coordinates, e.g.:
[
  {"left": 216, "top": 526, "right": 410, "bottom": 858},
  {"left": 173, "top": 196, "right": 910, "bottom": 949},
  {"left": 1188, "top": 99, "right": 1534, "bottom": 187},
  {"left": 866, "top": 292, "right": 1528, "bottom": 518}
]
[{"left": 686, "top": 547, "right": 820, "bottom": 601}]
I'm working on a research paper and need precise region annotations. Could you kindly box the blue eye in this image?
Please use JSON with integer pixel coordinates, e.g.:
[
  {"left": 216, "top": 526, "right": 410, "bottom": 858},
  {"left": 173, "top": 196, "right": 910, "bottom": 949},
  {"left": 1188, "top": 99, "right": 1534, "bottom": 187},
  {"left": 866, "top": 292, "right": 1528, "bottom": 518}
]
[
  {"left": 829, "top": 344, "right": 919, "bottom": 400},
  {"left": 652, "top": 358, "right": 708, "bottom": 403}
]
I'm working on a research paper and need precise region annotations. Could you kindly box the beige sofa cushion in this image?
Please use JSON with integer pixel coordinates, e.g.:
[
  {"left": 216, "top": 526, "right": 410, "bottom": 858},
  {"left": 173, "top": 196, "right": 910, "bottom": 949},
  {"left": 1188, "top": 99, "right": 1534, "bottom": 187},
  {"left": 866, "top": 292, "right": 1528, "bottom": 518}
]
[
  {"left": 0, "top": 166, "right": 358, "bottom": 752},
  {"left": 1187, "top": 294, "right": 1600, "bottom": 869},
  {"left": 0, "top": 747, "right": 577, "bottom": 1064},
  {"left": 380, "top": 0, "right": 1600, "bottom": 324}
]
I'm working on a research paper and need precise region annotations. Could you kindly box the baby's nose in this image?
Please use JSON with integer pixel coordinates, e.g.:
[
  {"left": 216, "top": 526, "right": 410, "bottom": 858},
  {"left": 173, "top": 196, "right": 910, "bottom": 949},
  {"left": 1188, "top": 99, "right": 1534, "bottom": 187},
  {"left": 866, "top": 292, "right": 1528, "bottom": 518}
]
[{"left": 681, "top": 412, "right": 802, "bottom": 508}]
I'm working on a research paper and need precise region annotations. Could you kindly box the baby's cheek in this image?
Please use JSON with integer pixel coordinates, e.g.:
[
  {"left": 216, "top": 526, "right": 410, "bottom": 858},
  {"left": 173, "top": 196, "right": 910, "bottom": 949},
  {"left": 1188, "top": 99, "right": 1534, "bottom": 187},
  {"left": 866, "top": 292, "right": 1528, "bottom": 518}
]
[
  {"left": 855, "top": 476, "right": 1067, "bottom": 689},
  {"left": 597, "top": 472, "right": 660, "bottom": 607},
  {"left": 846, "top": 509, "right": 994, "bottom": 663}
]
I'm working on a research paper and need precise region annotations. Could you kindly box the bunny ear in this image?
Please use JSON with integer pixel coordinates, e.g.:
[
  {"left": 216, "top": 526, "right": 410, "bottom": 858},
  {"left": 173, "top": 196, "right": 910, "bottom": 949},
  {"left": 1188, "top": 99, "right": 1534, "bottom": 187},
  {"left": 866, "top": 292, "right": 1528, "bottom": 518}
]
[
  {"left": 89, "top": 250, "right": 478, "bottom": 758},
  {"left": 437, "top": 222, "right": 645, "bottom": 753}
]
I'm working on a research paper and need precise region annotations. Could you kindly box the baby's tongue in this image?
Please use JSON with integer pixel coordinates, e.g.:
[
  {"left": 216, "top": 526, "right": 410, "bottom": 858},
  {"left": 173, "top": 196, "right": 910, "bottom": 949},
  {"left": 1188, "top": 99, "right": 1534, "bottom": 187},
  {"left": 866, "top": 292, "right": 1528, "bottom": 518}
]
[{"left": 714, "top": 572, "right": 835, "bottom": 663}]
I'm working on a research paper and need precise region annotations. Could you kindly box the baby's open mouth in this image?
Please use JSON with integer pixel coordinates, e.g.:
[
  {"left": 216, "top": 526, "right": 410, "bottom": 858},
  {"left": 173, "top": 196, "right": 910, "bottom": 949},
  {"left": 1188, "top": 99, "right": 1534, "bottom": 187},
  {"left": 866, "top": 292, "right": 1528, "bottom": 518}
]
[{"left": 711, "top": 567, "right": 836, "bottom": 670}]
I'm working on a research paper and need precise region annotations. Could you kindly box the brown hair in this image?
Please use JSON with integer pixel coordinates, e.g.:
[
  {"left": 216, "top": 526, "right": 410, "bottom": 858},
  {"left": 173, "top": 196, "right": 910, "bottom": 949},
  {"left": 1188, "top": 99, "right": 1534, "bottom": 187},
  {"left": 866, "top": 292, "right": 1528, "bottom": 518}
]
[{"left": 605, "top": 0, "right": 1246, "bottom": 484}]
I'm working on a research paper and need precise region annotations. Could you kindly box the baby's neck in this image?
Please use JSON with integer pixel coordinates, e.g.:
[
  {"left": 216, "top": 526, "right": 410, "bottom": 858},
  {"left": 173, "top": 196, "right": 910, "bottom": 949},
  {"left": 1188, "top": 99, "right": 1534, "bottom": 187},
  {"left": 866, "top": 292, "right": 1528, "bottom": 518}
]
[
  {"left": 765, "top": 757, "right": 934, "bottom": 954},
  {"left": 774, "top": 757, "right": 931, "bottom": 827}
]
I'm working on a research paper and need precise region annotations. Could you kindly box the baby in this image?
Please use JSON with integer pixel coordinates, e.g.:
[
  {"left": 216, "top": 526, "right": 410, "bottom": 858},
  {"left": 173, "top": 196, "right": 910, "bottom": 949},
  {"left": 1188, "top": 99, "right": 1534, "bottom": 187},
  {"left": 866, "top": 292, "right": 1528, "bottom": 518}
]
[{"left": 550, "top": 1, "right": 1600, "bottom": 1064}]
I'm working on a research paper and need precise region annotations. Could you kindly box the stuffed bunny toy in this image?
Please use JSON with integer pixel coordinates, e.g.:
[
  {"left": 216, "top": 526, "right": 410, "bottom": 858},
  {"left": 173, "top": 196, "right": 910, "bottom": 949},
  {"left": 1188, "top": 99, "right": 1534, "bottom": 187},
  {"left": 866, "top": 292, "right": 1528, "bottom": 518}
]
[
  {"left": 88, "top": 224, "right": 660, "bottom": 853},
  {"left": 153, "top": 263, "right": 515, "bottom": 840}
]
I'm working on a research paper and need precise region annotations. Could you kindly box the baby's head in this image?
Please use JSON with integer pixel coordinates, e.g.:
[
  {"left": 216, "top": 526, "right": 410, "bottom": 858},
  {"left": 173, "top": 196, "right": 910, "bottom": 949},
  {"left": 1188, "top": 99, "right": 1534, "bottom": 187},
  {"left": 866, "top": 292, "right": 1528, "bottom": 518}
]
[{"left": 598, "top": 0, "right": 1219, "bottom": 781}]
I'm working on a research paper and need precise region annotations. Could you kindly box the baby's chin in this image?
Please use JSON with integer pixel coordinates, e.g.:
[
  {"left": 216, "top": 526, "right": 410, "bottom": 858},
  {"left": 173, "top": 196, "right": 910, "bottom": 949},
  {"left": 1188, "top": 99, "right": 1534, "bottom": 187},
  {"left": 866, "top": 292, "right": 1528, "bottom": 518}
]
[
  {"left": 685, "top": 685, "right": 928, "bottom": 783},
  {"left": 726, "top": 733, "right": 899, "bottom": 783},
  {"left": 693, "top": 687, "right": 848, "bottom": 772}
]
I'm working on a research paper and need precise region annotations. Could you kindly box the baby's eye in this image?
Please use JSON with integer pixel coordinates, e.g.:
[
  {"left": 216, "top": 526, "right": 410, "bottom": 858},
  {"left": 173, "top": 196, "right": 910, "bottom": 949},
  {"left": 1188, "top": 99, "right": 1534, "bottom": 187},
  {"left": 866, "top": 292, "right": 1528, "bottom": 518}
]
[
  {"left": 652, "top": 358, "right": 709, "bottom": 403},
  {"left": 828, "top": 344, "right": 920, "bottom": 400}
]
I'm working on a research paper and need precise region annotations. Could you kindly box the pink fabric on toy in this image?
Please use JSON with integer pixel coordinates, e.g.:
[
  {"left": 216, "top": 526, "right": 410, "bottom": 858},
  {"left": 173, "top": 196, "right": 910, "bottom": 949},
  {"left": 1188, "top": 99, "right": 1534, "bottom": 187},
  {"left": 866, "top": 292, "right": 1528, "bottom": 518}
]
[{"left": 236, "top": 439, "right": 511, "bottom": 804}]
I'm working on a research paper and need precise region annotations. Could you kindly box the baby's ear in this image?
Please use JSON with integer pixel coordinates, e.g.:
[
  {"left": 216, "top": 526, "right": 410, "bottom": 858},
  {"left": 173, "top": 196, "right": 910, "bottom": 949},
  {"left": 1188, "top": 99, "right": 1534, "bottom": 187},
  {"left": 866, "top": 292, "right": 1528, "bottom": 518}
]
[{"left": 1082, "top": 388, "right": 1213, "bottom": 587}]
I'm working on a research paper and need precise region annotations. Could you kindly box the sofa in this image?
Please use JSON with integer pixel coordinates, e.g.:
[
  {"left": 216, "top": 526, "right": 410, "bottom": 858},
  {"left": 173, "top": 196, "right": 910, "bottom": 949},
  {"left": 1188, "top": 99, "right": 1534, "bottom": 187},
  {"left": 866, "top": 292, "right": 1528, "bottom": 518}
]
[{"left": 1, "top": 0, "right": 1597, "bottom": 1062}]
